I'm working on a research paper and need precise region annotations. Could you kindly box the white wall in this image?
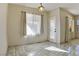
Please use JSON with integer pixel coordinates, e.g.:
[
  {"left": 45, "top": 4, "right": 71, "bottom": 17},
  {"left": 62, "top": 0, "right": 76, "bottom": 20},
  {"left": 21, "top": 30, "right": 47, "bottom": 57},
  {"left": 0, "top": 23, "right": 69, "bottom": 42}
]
[
  {"left": 0, "top": 4, "right": 8, "bottom": 55},
  {"left": 7, "top": 4, "right": 48, "bottom": 46}
]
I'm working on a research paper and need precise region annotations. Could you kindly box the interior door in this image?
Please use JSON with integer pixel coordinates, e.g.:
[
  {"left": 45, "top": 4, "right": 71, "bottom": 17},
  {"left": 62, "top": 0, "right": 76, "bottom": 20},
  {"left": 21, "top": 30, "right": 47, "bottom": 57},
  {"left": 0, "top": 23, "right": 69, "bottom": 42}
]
[{"left": 49, "top": 16, "right": 56, "bottom": 42}]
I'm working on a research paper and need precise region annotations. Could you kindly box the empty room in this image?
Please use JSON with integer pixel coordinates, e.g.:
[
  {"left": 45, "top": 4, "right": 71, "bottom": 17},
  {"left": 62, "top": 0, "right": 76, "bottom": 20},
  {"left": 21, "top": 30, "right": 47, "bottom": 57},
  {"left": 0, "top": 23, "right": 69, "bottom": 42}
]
[{"left": 0, "top": 3, "right": 79, "bottom": 56}]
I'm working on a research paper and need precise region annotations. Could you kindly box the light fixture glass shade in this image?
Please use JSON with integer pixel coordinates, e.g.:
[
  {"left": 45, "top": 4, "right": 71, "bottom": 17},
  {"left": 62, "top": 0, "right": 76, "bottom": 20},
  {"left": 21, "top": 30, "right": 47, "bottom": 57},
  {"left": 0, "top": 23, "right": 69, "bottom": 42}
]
[{"left": 38, "top": 3, "right": 45, "bottom": 12}]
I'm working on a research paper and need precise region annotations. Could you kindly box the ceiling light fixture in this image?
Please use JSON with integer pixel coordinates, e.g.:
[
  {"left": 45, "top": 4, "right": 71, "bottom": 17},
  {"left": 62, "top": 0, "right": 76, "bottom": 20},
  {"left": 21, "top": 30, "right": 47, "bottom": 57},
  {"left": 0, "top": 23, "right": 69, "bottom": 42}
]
[{"left": 38, "top": 3, "right": 45, "bottom": 12}]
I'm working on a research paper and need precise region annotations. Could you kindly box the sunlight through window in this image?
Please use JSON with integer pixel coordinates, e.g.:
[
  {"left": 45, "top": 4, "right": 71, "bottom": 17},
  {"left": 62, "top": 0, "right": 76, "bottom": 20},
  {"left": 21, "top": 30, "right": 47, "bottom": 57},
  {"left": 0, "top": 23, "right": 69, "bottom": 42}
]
[
  {"left": 26, "top": 13, "right": 41, "bottom": 36},
  {"left": 45, "top": 46, "right": 68, "bottom": 53}
]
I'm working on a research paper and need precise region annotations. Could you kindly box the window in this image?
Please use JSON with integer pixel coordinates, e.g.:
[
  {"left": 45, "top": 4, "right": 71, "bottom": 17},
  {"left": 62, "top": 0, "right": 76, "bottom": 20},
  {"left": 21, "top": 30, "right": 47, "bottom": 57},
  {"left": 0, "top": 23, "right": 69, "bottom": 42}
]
[
  {"left": 26, "top": 13, "right": 42, "bottom": 36},
  {"left": 77, "top": 20, "right": 79, "bottom": 25},
  {"left": 76, "top": 20, "right": 79, "bottom": 32},
  {"left": 71, "top": 19, "right": 75, "bottom": 32}
]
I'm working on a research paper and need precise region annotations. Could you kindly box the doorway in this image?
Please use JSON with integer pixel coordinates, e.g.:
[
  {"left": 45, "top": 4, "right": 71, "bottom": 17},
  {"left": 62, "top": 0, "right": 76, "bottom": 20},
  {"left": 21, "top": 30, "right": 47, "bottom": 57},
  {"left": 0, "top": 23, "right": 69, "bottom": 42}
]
[{"left": 65, "top": 16, "right": 75, "bottom": 43}]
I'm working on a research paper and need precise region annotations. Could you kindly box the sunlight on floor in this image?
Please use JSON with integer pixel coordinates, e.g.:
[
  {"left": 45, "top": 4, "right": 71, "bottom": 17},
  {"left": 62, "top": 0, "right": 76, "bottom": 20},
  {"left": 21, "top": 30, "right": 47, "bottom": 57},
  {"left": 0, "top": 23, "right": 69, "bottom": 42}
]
[
  {"left": 27, "top": 52, "right": 36, "bottom": 56},
  {"left": 45, "top": 46, "right": 68, "bottom": 53}
]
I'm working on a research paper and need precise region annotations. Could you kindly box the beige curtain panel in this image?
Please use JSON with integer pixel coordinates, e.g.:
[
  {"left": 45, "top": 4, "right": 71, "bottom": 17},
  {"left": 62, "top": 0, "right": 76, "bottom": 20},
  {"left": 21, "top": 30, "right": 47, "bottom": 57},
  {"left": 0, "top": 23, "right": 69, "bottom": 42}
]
[{"left": 20, "top": 11, "right": 26, "bottom": 36}]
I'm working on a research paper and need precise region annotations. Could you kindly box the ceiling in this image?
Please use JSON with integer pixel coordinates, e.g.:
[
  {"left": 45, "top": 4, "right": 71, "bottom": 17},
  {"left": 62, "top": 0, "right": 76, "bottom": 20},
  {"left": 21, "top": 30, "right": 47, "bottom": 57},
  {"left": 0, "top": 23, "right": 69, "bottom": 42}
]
[{"left": 15, "top": 3, "right": 79, "bottom": 15}]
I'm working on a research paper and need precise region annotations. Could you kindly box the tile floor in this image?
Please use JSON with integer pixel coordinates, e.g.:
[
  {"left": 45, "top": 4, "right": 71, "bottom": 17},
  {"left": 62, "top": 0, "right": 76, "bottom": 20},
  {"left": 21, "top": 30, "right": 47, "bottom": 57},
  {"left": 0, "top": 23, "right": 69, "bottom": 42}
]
[{"left": 7, "top": 39, "right": 79, "bottom": 56}]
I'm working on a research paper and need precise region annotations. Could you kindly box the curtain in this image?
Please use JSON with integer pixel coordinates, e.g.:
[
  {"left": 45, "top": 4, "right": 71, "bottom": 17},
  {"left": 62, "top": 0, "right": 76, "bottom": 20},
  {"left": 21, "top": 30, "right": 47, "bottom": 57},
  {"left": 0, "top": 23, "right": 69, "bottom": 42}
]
[
  {"left": 21, "top": 11, "right": 26, "bottom": 36},
  {"left": 40, "top": 15, "right": 44, "bottom": 34}
]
